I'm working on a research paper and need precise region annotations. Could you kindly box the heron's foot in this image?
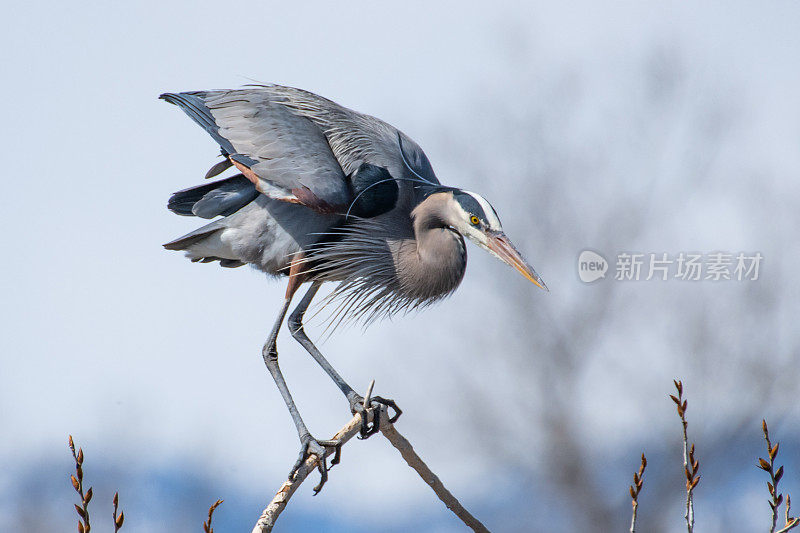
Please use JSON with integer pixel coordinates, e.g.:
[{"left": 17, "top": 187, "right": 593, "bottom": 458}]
[
  {"left": 349, "top": 394, "right": 402, "bottom": 439},
  {"left": 289, "top": 434, "right": 342, "bottom": 494}
]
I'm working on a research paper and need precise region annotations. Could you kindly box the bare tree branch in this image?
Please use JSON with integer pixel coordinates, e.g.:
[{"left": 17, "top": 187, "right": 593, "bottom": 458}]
[
  {"left": 378, "top": 414, "right": 490, "bottom": 533},
  {"left": 251, "top": 406, "right": 490, "bottom": 533},
  {"left": 250, "top": 413, "right": 364, "bottom": 533}
]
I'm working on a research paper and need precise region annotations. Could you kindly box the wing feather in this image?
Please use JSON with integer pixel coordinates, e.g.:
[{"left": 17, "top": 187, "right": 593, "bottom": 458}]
[
  {"left": 160, "top": 84, "right": 440, "bottom": 215},
  {"left": 260, "top": 84, "right": 440, "bottom": 185},
  {"left": 161, "top": 89, "right": 348, "bottom": 212}
]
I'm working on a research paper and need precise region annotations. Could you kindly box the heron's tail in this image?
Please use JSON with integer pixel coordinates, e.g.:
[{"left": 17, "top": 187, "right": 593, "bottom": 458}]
[
  {"left": 163, "top": 174, "right": 258, "bottom": 268},
  {"left": 167, "top": 174, "right": 258, "bottom": 219},
  {"left": 162, "top": 219, "right": 245, "bottom": 268}
]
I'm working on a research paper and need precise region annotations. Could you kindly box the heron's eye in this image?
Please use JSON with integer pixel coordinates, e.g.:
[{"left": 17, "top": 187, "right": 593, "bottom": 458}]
[{"left": 469, "top": 215, "right": 480, "bottom": 226}]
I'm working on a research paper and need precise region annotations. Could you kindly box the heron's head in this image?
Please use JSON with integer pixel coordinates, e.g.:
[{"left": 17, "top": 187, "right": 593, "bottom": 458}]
[{"left": 417, "top": 189, "right": 548, "bottom": 291}]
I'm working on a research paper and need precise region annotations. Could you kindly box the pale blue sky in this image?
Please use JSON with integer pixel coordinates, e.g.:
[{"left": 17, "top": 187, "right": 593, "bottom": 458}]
[{"left": 2, "top": 2, "right": 800, "bottom": 531}]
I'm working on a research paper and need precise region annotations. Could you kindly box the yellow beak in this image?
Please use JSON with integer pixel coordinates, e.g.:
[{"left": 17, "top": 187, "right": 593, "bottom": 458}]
[{"left": 486, "top": 232, "right": 548, "bottom": 291}]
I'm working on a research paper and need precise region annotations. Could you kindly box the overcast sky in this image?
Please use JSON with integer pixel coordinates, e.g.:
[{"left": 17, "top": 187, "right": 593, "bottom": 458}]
[{"left": 2, "top": 2, "right": 799, "bottom": 532}]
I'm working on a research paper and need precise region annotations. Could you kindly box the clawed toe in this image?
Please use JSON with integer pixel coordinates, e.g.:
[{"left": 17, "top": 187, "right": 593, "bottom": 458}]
[
  {"left": 371, "top": 396, "right": 402, "bottom": 423},
  {"left": 351, "top": 395, "right": 403, "bottom": 439},
  {"left": 289, "top": 435, "right": 342, "bottom": 494}
]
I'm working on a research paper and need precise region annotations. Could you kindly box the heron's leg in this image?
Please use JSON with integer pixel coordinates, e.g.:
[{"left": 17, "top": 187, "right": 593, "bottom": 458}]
[
  {"left": 287, "top": 282, "right": 357, "bottom": 398},
  {"left": 262, "top": 297, "right": 308, "bottom": 438},
  {"left": 288, "top": 281, "right": 402, "bottom": 438},
  {"left": 261, "top": 264, "right": 341, "bottom": 493}
]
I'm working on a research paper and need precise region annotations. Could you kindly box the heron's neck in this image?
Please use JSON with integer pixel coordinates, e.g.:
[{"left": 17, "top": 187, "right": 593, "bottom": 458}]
[{"left": 395, "top": 214, "right": 466, "bottom": 301}]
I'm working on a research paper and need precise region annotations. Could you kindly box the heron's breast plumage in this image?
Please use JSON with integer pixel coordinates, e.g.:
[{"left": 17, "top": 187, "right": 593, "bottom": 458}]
[
  {"left": 299, "top": 211, "right": 465, "bottom": 329},
  {"left": 392, "top": 229, "right": 466, "bottom": 304}
]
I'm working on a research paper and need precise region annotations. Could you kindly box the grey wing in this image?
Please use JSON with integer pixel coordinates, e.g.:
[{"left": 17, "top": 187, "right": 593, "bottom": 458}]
[
  {"left": 160, "top": 90, "right": 351, "bottom": 213},
  {"left": 261, "top": 84, "right": 440, "bottom": 185}
]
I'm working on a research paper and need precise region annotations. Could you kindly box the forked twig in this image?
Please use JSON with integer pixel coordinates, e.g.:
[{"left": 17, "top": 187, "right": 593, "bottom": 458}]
[
  {"left": 777, "top": 497, "right": 800, "bottom": 533},
  {"left": 68, "top": 436, "right": 125, "bottom": 532},
  {"left": 251, "top": 403, "right": 489, "bottom": 532}
]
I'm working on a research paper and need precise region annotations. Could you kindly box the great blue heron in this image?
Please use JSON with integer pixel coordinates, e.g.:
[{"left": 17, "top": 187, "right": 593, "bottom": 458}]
[{"left": 160, "top": 84, "right": 547, "bottom": 492}]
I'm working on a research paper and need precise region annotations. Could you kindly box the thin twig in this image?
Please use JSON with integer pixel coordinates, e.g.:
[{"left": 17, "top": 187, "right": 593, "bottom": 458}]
[
  {"left": 251, "top": 405, "right": 489, "bottom": 532},
  {"left": 776, "top": 495, "right": 800, "bottom": 533},
  {"left": 378, "top": 414, "right": 490, "bottom": 533},
  {"left": 762, "top": 419, "right": 782, "bottom": 533},
  {"left": 629, "top": 498, "right": 639, "bottom": 533},
  {"left": 629, "top": 453, "right": 647, "bottom": 533},
  {"left": 68, "top": 435, "right": 92, "bottom": 533},
  {"left": 68, "top": 436, "right": 125, "bottom": 532},
  {"left": 204, "top": 499, "right": 223, "bottom": 533},
  {"left": 113, "top": 492, "right": 125, "bottom": 532},
  {"left": 251, "top": 413, "right": 367, "bottom": 533},
  {"left": 759, "top": 420, "right": 799, "bottom": 533},
  {"left": 670, "top": 380, "right": 698, "bottom": 532}
]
